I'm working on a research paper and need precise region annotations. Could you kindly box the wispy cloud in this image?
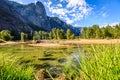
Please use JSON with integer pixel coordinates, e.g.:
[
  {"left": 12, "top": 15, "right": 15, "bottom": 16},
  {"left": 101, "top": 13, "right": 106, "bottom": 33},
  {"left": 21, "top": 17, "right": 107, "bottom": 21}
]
[
  {"left": 44, "top": 0, "right": 92, "bottom": 24},
  {"left": 74, "top": 24, "right": 81, "bottom": 27},
  {"left": 102, "top": 13, "right": 107, "bottom": 17},
  {"left": 100, "top": 22, "right": 120, "bottom": 27}
]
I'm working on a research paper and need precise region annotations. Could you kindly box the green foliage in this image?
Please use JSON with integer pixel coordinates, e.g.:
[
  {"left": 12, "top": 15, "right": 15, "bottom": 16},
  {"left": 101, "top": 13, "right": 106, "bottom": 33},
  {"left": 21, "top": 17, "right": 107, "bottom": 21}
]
[
  {"left": 81, "top": 24, "right": 120, "bottom": 39},
  {"left": 21, "top": 32, "right": 28, "bottom": 42},
  {"left": 33, "top": 31, "right": 40, "bottom": 41},
  {"left": 63, "top": 45, "right": 120, "bottom": 80},
  {"left": 32, "top": 28, "right": 67, "bottom": 40},
  {"left": 0, "top": 56, "right": 35, "bottom": 80},
  {"left": 57, "top": 29, "right": 65, "bottom": 40},
  {"left": 51, "top": 28, "right": 66, "bottom": 40},
  {"left": 52, "top": 28, "right": 57, "bottom": 39},
  {"left": 0, "top": 30, "right": 12, "bottom": 41},
  {"left": 66, "top": 29, "right": 75, "bottom": 39},
  {"left": 49, "top": 32, "right": 53, "bottom": 39}
]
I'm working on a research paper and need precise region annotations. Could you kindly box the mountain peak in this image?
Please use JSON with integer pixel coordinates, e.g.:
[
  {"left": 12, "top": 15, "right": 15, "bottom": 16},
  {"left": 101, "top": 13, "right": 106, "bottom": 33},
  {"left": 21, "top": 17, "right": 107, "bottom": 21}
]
[
  {"left": 35, "top": 1, "right": 44, "bottom": 8},
  {"left": 36, "top": 1, "right": 42, "bottom": 5}
]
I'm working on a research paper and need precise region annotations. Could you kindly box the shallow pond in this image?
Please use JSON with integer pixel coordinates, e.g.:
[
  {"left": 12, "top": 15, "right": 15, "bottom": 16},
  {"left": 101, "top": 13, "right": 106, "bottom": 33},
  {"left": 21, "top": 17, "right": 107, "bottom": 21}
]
[{"left": 0, "top": 44, "right": 81, "bottom": 69}]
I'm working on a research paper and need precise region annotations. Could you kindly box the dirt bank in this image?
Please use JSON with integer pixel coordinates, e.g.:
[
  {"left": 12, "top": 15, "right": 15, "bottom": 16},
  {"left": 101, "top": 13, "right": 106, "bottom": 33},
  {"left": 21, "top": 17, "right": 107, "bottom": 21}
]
[
  {"left": 28, "top": 39, "right": 120, "bottom": 47},
  {"left": 1, "top": 39, "right": 120, "bottom": 47}
]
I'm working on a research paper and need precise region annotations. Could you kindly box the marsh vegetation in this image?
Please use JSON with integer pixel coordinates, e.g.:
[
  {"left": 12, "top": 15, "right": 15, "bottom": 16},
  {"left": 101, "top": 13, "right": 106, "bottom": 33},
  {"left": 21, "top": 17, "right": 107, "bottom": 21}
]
[{"left": 0, "top": 44, "right": 120, "bottom": 79}]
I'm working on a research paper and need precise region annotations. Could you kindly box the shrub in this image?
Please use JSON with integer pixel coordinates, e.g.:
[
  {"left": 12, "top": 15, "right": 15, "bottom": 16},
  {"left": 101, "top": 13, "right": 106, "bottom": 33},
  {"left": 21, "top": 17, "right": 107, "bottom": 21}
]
[{"left": 0, "top": 30, "right": 12, "bottom": 41}]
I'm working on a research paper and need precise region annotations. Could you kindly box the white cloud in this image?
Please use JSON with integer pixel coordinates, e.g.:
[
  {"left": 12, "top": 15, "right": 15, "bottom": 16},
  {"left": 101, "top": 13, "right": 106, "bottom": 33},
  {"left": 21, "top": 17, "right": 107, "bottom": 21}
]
[
  {"left": 60, "top": 0, "right": 64, "bottom": 2},
  {"left": 44, "top": 0, "right": 92, "bottom": 24},
  {"left": 66, "top": 0, "right": 86, "bottom": 8},
  {"left": 102, "top": 13, "right": 107, "bottom": 17},
  {"left": 57, "top": 4, "right": 63, "bottom": 7},
  {"left": 66, "top": 17, "right": 74, "bottom": 24},
  {"left": 100, "top": 22, "right": 119, "bottom": 27},
  {"left": 34, "top": 0, "right": 37, "bottom": 4},
  {"left": 44, "top": 1, "right": 52, "bottom": 6},
  {"left": 74, "top": 24, "right": 81, "bottom": 27},
  {"left": 109, "top": 22, "right": 120, "bottom": 26}
]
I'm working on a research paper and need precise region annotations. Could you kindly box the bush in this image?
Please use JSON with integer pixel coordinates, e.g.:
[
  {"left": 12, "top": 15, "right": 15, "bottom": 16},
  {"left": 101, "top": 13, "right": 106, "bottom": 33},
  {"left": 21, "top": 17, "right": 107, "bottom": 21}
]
[{"left": 0, "top": 30, "right": 13, "bottom": 41}]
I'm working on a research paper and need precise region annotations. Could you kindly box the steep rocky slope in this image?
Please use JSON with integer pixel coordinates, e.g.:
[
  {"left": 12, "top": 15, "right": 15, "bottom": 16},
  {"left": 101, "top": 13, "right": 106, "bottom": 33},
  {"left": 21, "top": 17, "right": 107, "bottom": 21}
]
[
  {"left": 0, "top": 0, "right": 32, "bottom": 39},
  {"left": 0, "top": 0, "right": 80, "bottom": 38}
]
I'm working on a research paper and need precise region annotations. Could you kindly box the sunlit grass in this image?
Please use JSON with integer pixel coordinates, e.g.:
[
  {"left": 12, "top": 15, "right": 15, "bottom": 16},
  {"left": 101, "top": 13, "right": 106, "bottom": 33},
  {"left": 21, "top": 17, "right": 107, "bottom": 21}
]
[
  {"left": 0, "top": 44, "right": 120, "bottom": 79},
  {"left": 63, "top": 44, "right": 120, "bottom": 80},
  {"left": 0, "top": 55, "right": 35, "bottom": 80}
]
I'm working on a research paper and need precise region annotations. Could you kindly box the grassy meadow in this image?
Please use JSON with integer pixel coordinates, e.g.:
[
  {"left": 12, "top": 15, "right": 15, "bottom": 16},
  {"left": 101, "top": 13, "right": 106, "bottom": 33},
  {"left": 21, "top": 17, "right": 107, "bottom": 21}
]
[{"left": 0, "top": 44, "right": 120, "bottom": 80}]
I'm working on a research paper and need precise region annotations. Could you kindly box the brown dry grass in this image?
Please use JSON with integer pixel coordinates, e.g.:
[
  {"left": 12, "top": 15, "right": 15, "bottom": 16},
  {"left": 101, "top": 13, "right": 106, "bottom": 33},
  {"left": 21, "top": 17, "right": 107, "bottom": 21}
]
[
  {"left": 28, "top": 39, "right": 120, "bottom": 47},
  {"left": 61, "top": 39, "right": 120, "bottom": 45},
  {"left": 1, "top": 39, "right": 120, "bottom": 47}
]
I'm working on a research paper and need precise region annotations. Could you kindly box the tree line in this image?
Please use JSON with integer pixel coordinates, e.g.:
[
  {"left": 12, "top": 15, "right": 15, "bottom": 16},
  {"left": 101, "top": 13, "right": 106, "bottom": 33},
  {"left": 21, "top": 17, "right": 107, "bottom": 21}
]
[
  {"left": 81, "top": 24, "right": 120, "bottom": 39},
  {"left": 32, "top": 28, "right": 75, "bottom": 41},
  {"left": 20, "top": 28, "right": 75, "bottom": 41},
  {"left": 1, "top": 23, "right": 120, "bottom": 41}
]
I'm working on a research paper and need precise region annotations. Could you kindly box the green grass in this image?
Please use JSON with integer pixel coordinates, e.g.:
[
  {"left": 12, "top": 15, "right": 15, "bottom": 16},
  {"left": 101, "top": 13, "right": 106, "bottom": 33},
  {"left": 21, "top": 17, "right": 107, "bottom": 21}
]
[
  {"left": 0, "top": 44, "right": 120, "bottom": 80},
  {"left": 63, "top": 44, "right": 120, "bottom": 80},
  {"left": 0, "top": 55, "right": 35, "bottom": 80},
  {"left": 0, "top": 44, "right": 77, "bottom": 70}
]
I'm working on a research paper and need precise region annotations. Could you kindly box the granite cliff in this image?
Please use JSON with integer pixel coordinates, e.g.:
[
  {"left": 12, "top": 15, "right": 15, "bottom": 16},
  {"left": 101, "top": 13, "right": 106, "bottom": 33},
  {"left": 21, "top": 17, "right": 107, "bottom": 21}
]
[{"left": 0, "top": 0, "right": 80, "bottom": 39}]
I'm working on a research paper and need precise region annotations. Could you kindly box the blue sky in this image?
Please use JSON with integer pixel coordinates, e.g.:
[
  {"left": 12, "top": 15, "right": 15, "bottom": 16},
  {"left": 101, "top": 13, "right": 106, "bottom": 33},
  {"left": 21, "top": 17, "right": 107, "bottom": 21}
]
[{"left": 10, "top": 0, "right": 120, "bottom": 27}]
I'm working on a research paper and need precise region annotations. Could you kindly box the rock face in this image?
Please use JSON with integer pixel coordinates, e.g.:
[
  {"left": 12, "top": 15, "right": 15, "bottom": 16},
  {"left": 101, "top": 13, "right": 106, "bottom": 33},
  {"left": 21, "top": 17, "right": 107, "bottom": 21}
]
[
  {"left": 10, "top": 1, "right": 51, "bottom": 31},
  {"left": 0, "top": 0, "right": 80, "bottom": 38},
  {"left": 0, "top": 0, "right": 32, "bottom": 39}
]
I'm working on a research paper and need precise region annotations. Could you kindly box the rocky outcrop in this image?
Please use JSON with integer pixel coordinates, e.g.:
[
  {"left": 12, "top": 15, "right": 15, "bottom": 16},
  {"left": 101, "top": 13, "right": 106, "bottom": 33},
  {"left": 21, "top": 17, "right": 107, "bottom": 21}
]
[{"left": 9, "top": 1, "right": 51, "bottom": 31}]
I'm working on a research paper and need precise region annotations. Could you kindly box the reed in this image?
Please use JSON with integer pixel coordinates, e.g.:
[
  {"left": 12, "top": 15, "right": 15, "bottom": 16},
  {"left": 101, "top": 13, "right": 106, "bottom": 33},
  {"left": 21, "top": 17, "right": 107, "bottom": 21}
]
[{"left": 63, "top": 44, "right": 120, "bottom": 80}]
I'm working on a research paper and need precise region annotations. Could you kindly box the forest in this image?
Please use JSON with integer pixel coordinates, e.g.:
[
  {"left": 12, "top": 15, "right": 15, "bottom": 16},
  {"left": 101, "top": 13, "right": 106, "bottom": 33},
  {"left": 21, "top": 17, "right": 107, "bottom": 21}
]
[{"left": 1, "top": 24, "right": 120, "bottom": 42}]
